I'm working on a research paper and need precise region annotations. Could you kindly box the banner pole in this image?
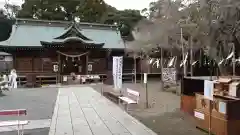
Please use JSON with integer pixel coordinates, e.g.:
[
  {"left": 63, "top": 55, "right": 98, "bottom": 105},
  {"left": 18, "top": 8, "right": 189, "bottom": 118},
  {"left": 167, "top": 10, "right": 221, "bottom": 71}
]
[
  {"left": 209, "top": 100, "right": 211, "bottom": 135},
  {"left": 144, "top": 73, "right": 149, "bottom": 108}
]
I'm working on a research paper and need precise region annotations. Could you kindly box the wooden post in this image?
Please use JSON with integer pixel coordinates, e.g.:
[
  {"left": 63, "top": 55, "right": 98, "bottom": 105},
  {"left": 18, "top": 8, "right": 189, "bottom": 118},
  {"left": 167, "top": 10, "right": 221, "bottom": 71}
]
[
  {"left": 86, "top": 54, "right": 89, "bottom": 75},
  {"left": 57, "top": 53, "right": 61, "bottom": 84},
  {"left": 160, "top": 48, "right": 164, "bottom": 90},
  {"left": 209, "top": 100, "right": 212, "bottom": 135},
  {"left": 134, "top": 54, "right": 137, "bottom": 84},
  {"left": 140, "top": 51, "right": 143, "bottom": 84},
  {"left": 144, "top": 73, "right": 148, "bottom": 108},
  {"left": 232, "top": 43, "right": 236, "bottom": 77},
  {"left": 147, "top": 56, "right": 150, "bottom": 73},
  {"left": 181, "top": 27, "right": 186, "bottom": 77}
]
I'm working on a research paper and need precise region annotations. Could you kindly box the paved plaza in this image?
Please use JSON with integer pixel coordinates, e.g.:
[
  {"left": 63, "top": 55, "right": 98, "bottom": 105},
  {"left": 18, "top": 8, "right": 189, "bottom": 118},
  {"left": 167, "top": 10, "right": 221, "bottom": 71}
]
[
  {"left": 49, "top": 86, "right": 157, "bottom": 135},
  {"left": 0, "top": 88, "right": 58, "bottom": 134},
  {"left": 0, "top": 84, "right": 205, "bottom": 135}
]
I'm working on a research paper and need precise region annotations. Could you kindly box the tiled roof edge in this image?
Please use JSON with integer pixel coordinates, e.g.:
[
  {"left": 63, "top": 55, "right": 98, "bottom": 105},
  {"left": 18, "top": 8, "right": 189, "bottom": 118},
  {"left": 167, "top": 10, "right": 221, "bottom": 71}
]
[{"left": 15, "top": 18, "right": 118, "bottom": 29}]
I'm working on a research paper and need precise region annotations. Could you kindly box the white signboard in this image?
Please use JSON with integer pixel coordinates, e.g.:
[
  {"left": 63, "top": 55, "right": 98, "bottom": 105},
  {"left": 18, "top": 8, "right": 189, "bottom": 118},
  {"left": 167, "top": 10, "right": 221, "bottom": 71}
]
[
  {"left": 88, "top": 64, "right": 92, "bottom": 71},
  {"left": 219, "top": 101, "right": 226, "bottom": 114},
  {"left": 162, "top": 68, "right": 176, "bottom": 84},
  {"left": 112, "top": 56, "right": 123, "bottom": 90},
  {"left": 4, "top": 56, "right": 13, "bottom": 62},
  {"left": 194, "top": 111, "right": 205, "bottom": 120},
  {"left": 229, "top": 82, "right": 239, "bottom": 97},
  {"left": 204, "top": 80, "right": 214, "bottom": 101},
  {"left": 77, "top": 75, "right": 81, "bottom": 80},
  {"left": 63, "top": 76, "right": 67, "bottom": 82},
  {"left": 53, "top": 65, "right": 58, "bottom": 72},
  {"left": 144, "top": 73, "right": 147, "bottom": 84}
]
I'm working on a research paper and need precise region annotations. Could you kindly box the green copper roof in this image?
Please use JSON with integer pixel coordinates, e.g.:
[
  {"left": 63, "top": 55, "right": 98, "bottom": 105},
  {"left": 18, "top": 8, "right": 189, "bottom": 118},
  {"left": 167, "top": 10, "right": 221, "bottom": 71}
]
[
  {"left": 0, "top": 19, "right": 125, "bottom": 49},
  {"left": 40, "top": 37, "right": 104, "bottom": 47},
  {"left": 40, "top": 22, "right": 105, "bottom": 47}
]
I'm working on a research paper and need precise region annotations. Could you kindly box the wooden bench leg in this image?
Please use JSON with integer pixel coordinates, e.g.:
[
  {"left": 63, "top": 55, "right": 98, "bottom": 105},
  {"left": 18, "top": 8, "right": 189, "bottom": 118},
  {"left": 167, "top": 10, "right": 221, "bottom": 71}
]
[
  {"left": 125, "top": 104, "right": 128, "bottom": 112},
  {"left": 17, "top": 124, "right": 20, "bottom": 135},
  {"left": 17, "top": 124, "right": 24, "bottom": 135},
  {"left": 118, "top": 98, "right": 120, "bottom": 105},
  {"left": 21, "top": 125, "right": 25, "bottom": 135},
  {"left": 19, "top": 125, "right": 23, "bottom": 135}
]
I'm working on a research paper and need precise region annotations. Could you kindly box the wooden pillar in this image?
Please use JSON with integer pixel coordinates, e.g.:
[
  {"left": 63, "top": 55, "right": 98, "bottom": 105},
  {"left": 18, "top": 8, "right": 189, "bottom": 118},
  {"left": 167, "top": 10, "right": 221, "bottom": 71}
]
[
  {"left": 31, "top": 56, "right": 34, "bottom": 73},
  {"left": 86, "top": 54, "right": 88, "bottom": 75},
  {"left": 13, "top": 53, "right": 17, "bottom": 70},
  {"left": 134, "top": 54, "right": 137, "bottom": 84},
  {"left": 57, "top": 53, "right": 61, "bottom": 83},
  {"left": 160, "top": 48, "right": 164, "bottom": 90},
  {"left": 106, "top": 49, "right": 112, "bottom": 72}
]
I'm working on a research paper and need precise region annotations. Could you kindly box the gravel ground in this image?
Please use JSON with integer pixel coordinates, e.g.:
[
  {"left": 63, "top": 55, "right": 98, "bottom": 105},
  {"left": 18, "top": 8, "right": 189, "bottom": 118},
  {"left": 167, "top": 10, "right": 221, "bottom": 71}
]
[
  {"left": 91, "top": 81, "right": 207, "bottom": 135},
  {"left": 0, "top": 88, "right": 58, "bottom": 121}
]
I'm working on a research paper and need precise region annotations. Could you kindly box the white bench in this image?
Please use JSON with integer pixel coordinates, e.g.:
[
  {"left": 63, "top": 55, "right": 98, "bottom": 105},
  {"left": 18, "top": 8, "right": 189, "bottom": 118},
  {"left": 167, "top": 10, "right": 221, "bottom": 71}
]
[
  {"left": 0, "top": 109, "right": 29, "bottom": 135},
  {"left": 118, "top": 88, "right": 140, "bottom": 111}
]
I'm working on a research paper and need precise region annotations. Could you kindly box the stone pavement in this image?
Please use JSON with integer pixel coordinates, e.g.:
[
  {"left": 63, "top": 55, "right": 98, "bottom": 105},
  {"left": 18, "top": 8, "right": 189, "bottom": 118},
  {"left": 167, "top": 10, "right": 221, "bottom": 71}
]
[
  {"left": 49, "top": 86, "right": 157, "bottom": 135},
  {"left": 0, "top": 119, "right": 51, "bottom": 132}
]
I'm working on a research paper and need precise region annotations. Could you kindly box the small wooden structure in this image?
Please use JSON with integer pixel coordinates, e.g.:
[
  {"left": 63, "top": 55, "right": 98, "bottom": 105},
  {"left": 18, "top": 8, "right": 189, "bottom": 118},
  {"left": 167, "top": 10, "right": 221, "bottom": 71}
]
[
  {"left": 181, "top": 76, "right": 218, "bottom": 115},
  {"left": 194, "top": 78, "right": 240, "bottom": 135},
  {"left": 182, "top": 76, "right": 240, "bottom": 135}
]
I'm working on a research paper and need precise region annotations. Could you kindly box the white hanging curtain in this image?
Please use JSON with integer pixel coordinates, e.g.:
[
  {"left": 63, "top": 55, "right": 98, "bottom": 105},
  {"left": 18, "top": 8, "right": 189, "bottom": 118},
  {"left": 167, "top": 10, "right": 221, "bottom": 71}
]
[
  {"left": 226, "top": 45, "right": 234, "bottom": 60},
  {"left": 236, "top": 57, "right": 240, "bottom": 65},
  {"left": 226, "top": 52, "right": 234, "bottom": 60},
  {"left": 148, "top": 58, "right": 155, "bottom": 64},
  {"left": 218, "top": 59, "right": 225, "bottom": 65},
  {"left": 152, "top": 59, "right": 160, "bottom": 68},
  {"left": 167, "top": 56, "right": 177, "bottom": 67},
  {"left": 192, "top": 60, "right": 198, "bottom": 66},
  {"left": 180, "top": 52, "right": 188, "bottom": 67}
]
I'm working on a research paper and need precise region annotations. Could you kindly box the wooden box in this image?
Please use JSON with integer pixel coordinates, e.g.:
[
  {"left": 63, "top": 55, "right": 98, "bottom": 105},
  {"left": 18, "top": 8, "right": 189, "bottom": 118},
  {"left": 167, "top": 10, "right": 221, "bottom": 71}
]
[
  {"left": 195, "top": 93, "right": 210, "bottom": 113},
  {"left": 195, "top": 94, "right": 240, "bottom": 135},
  {"left": 229, "top": 82, "right": 240, "bottom": 98},
  {"left": 195, "top": 109, "right": 240, "bottom": 135},
  {"left": 214, "top": 78, "right": 232, "bottom": 92},
  {"left": 212, "top": 95, "right": 240, "bottom": 120},
  {"left": 181, "top": 95, "right": 196, "bottom": 116}
]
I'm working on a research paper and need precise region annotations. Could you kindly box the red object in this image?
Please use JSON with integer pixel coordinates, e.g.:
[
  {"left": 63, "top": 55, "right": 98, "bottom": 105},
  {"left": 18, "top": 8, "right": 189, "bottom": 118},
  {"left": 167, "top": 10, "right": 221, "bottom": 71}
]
[
  {"left": 0, "top": 109, "right": 27, "bottom": 116},
  {"left": 181, "top": 95, "right": 196, "bottom": 116}
]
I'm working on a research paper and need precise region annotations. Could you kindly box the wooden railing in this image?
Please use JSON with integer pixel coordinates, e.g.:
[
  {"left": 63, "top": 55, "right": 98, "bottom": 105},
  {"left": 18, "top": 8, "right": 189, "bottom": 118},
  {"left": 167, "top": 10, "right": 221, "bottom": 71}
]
[
  {"left": 17, "top": 75, "right": 58, "bottom": 86},
  {"left": 15, "top": 71, "right": 165, "bottom": 86}
]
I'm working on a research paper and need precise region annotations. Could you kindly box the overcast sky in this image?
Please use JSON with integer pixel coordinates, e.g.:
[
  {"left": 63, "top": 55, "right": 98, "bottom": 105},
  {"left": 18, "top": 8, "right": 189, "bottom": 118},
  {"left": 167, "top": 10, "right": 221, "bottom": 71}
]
[{"left": 0, "top": 0, "right": 155, "bottom": 10}]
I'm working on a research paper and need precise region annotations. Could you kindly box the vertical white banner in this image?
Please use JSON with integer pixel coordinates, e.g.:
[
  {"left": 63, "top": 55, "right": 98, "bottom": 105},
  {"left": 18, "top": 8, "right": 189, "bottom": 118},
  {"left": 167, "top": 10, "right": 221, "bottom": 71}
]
[
  {"left": 117, "top": 56, "right": 123, "bottom": 89},
  {"left": 144, "top": 73, "right": 147, "bottom": 84},
  {"left": 112, "top": 56, "right": 123, "bottom": 90}
]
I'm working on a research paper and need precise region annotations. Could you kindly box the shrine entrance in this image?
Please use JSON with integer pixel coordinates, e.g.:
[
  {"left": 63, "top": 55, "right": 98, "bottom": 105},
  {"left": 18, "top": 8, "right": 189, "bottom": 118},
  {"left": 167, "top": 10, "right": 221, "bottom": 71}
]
[
  {"left": 57, "top": 51, "right": 89, "bottom": 75},
  {"left": 40, "top": 22, "right": 105, "bottom": 84}
]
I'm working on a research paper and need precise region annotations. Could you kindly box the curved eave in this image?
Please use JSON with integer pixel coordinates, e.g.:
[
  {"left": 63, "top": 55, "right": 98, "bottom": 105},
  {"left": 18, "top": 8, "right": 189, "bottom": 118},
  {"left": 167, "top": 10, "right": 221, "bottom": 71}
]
[
  {"left": 54, "top": 23, "right": 91, "bottom": 41},
  {"left": 40, "top": 37, "right": 104, "bottom": 48}
]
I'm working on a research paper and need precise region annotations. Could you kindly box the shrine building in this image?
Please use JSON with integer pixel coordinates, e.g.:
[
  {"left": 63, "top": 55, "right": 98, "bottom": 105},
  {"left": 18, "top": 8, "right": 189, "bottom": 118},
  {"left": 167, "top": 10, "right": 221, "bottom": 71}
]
[{"left": 0, "top": 18, "right": 132, "bottom": 85}]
